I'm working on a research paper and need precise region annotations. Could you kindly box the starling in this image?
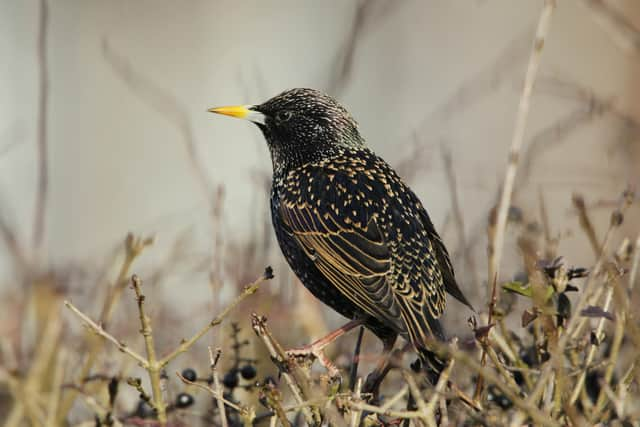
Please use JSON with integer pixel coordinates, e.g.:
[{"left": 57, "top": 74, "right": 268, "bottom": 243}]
[{"left": 209, "top": 88, "right": 472, "bottom": 386}]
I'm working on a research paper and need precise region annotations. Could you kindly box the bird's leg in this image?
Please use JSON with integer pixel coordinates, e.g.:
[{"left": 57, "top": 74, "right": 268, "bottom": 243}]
[
  {"left": 286, "top": 319, "right": 364, "bottom": 378},
  {"left": 362, "top": 335, "right": 398, "bottom": 398}
]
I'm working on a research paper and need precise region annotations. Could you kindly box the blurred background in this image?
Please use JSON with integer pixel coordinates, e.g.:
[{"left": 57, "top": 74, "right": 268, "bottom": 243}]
[{"left": 1, "top": 0, "right": 640, "bottom": 424}]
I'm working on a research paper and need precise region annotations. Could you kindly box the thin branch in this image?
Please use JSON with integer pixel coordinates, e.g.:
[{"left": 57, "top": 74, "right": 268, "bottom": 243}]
[
  {"left": 176, "top": 372, "right": 246, "bottom": 415},
  {"left": 64, "top": 300, "right": 149, "bottom": 368},
  {"left": 59, "top": 234, "right": 152, "bottom": 421},
  {"left": 158, "top": 269, "right": 272, "bottom": 366},
  {"left": 488, "top": 0, "right": 556, "bottom": 302},
  {"left": 425, "top": 339, "right": 559, "bottom": 427},
  {"left": 403, "top": 371, "right": 430, "bottom": 426},
  {"left": 210, "top": 347, "right": 228, "bottom": 427},
  {"left": 251, "top": 313, "right": 320, "bottom": 426},
  {"left": 572, "top": 194, "right": 601, "bottom": 256},
  {"left": 349, "top": 378, "right": 363, "bottom": 427},
  {"left": 45, "top": 348, "right": 67, "bottom": 427},
  {"left": 130, "top": 275, "right": 167, "bottom": 423}
]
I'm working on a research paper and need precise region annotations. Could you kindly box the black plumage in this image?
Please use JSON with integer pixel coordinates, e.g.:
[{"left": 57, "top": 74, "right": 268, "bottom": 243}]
[{"left": 211, "top": 88, "right": 472, "bottom": 380}]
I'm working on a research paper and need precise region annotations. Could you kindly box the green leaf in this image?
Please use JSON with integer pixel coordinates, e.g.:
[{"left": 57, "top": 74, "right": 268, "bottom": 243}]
[
  {"left": 502, "top": 281, "right": 555, "bottom": 301},
  {"left": 502, "top": 281, "right": 533, "bottom": 297}
]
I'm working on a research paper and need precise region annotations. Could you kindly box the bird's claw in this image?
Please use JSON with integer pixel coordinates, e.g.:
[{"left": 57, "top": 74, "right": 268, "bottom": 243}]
[{"left": 285, "top": 346, "right": 341, "bottom": 379}]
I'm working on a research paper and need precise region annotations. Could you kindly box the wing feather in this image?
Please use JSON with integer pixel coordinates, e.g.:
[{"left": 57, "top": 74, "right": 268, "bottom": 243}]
[{"left": 278, "top": 155, "right": 454, "bottom": 343}]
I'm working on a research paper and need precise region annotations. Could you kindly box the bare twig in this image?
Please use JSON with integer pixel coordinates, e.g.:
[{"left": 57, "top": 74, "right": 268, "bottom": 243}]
[
  {"left": 425, "top": 356, "right": 455, "bottom": 427},
  {"left": 403, "top": 371, "right": 429, "bottom": 426},
  {"left": 349, "top": 378, "right": 363, "bottom": 427},
  {"left": 210, "top": 347, "right": 228, "bottom": 427},
  {"left": 159, "top": 269, "right": 272, "bottom": 366},
  {"left": 488, "top": 0, "right": 555, "bottom": 303},
  {"left": 59, "top": 234, "right": 152, "bottom": 420},
  {"left": 176, "top": 372, "right": 246, "bottom": 415},
  {"left": 64, "top": 300, "right": 148, "bottom": 368},
  {"left": 130, "top": 275, "right": 167, "bottom": 423},
  {"left": 425, "top": 339, "right": 559, "bottom": 427},
  {"left": 251, "top": 313, "right": 319, "bottom": 426},
  {"left": 45, "top": 348, "right": 67, "bottom": 427},
  {"left": 572, "top": 194, "right": 601, "bottom": 256}
]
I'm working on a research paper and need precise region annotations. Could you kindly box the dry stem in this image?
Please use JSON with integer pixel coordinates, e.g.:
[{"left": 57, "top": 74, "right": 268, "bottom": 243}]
[{"left": 488, "top": 0, "right": 555, "bottom": 302}]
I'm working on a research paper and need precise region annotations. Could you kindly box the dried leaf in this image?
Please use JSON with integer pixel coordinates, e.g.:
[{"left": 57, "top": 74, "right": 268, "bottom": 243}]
[{"left": 474, "top": 323, "right": 495, "bottom": 340}]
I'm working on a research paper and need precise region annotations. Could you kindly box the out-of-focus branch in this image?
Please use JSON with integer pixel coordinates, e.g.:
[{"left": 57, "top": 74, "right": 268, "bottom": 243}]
[
  {"left": 441, "top": 144, "right": 478, "bottom": 286},
  {"left": 33, "top": 0, "right": 49, "bottom": 252},
  {"left": 581, "top": 0, "right": 640, "bottom": 54},
  {"left": 327, "top": 0, "right": 399, "bottom": 95},
  {"left": 0, "top": 213, "right": 28, "bottom": 273},
  {"left": 399, "top": 27, "right": 535, "bottom": 183},
  {"left": 538, "top": 76, "right": 640, "bottom": 132},
  {"left": 102, "top": 39, "right": 212, "bottom": 197},
  {"left": 518, "top": 108, "right": 594, "bottom": 188},
  {"left": 413, "top": 26, "right": 535, "bottom": 134},
  {"left": 488, "top": 0, "right": 555, "bottom": 301}
]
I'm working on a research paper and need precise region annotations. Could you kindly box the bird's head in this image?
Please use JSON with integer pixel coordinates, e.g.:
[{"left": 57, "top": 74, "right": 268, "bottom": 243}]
[{"left": 209, "top": 88, "right": 364, "bottom": 173}]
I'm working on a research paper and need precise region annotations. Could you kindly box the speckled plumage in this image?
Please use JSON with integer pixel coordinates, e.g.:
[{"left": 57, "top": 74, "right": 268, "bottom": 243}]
[{"left": 234, "top": 89, "right": 471, "bottom": 376}]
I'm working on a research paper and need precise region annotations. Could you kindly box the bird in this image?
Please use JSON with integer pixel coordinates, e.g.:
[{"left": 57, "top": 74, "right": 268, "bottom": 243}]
[{"left": 209, "top": 88, "right": 472, "bottom": 390}]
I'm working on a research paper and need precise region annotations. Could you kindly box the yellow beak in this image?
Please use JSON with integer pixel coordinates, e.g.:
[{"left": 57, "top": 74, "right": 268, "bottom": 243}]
[
  {"left": 208, "top": 104, "right": 266, "bottom": 124},
  {"left": 208, "top": 105, "right": 251, "bottom": 119}
]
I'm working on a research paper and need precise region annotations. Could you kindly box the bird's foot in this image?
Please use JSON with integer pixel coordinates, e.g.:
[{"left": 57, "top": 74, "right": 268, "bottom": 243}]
[
  {"left": 286, "top": 345, "right": 341, "bottom": 379},
  {"left": 285, "top": 319, "right": 364, "bottom": 379}
]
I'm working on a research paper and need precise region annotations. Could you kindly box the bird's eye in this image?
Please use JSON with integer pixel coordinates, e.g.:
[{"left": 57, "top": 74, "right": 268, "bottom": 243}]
[{"left": 275, "top": 110, "right": 293, "bottom": 123}]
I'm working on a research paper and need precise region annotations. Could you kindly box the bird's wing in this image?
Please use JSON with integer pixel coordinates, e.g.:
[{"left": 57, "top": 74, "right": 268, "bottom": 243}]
[
  {"left": 413, "top": 197, "right": 474, "bottom": 311},
  {"left": 278, "top": 163, "right": 446, "bottom": 341},
  {"left": 279, "top": 193, "right": 403, "bottom": 333}
]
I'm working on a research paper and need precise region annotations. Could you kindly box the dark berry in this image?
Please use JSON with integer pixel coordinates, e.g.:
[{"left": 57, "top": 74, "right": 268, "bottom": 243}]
[
  {"left": 223, "top": 371, "right": 239, "bottom": 389},
  {"left": 240, "top": 365, "right": 257, "bottom": 380},
  {"left": 181, "top": 368, "right": 197, "bottom": 382},
  {"left": 175, "top": 392, "right": 195, "bottom": 408},
  {"left": 133, "top": 400, "right": 155, "bottom": 418}
]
